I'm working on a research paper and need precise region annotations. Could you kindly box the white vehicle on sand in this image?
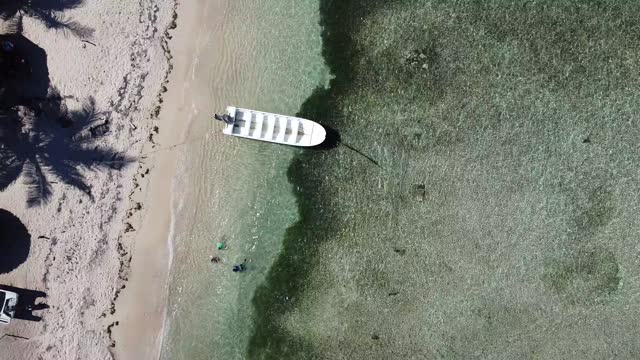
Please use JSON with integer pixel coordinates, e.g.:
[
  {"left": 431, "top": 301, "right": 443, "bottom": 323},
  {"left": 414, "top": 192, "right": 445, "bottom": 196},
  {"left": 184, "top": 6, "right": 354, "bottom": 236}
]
[{"left": 0, "top": 289, "right": 18, "bottom": 325}]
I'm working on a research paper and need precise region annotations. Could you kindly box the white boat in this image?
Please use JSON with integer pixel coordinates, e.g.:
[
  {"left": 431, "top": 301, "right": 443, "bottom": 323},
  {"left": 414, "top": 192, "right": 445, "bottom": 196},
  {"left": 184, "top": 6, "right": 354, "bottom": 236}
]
[{"left": 221, "top": 106, "right": 326, "bottom": 147}]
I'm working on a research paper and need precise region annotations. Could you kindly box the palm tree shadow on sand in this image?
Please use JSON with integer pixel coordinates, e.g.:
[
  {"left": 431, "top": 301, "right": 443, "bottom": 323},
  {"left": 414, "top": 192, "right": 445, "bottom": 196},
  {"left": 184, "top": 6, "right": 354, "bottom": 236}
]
[
  {"left": 1, "top": 13, "right": 130, "bottom": 207},
  {"left": 0, "top": 0, "right": 93, "bottom": 39},
  {"left": 0, "top": 91, "right": 134, "bottom": 207},
  {"left": 0, "top": 32, "right": 50, "bottom": 107},
  {"left": 0, "top": 209, "right": 30, "bottom": 274}
]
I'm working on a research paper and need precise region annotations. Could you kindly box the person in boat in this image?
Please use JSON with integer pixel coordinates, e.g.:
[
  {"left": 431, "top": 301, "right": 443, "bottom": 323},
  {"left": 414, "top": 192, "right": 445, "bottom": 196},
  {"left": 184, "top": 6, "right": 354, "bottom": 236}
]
[
  {"left": 232, "top": 259, "right": 247, "bottom": 273},
  {"left": 214, "top": 113, "right": 235, "bottom": 125}
]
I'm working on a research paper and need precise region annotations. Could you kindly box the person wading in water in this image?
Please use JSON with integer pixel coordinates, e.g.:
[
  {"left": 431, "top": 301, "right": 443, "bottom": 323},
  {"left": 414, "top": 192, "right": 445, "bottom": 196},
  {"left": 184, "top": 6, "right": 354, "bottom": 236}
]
[{"left": 232, "top": 259, "right": 247, "bottom": 273}]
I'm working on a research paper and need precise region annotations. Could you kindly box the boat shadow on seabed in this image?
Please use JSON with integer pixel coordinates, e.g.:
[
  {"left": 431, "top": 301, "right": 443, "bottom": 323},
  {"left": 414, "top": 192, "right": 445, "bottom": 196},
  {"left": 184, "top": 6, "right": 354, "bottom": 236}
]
[
  {"left": 296, "top": 86, "right": 381, "bottom": 167},
  {"left": 311, "top": 124, "right": 381, "bottom": 168},
  {"left": 212, "top": 102, "right": 379, "bottom": 166}
]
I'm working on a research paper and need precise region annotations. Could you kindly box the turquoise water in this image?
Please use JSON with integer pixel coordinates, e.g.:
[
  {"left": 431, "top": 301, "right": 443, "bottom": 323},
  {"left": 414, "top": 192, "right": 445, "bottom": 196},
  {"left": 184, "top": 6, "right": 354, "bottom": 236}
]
[
  {"left": 160, "top": 1, "right": 327, "bottom": 359},
  {"left": 166, "top": 0, "right": 640, "bottom": 359},
  {"left": 249, "top": 0, "right": 640, "bottom": 359}
]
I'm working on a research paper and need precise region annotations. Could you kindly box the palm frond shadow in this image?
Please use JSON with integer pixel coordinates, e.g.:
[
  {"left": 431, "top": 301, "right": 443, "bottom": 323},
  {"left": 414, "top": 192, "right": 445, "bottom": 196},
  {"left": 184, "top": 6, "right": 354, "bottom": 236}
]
[
  {"left": 0, "top": 33, "right": 51, "bottom": 101},
  {"left": 0, "top": 0, "right": 93, "bottom": 39},
  {"left": 0, "top": 89, "right": 134, "bottom": 207}
]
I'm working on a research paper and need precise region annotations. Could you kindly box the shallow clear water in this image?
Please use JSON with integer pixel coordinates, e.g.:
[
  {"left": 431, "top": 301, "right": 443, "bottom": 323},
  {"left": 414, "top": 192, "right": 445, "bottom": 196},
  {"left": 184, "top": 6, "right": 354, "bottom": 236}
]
[
  {"left": 248, "top": 1, "right": 640, "bottom": 359},
  {"left": 165, "top": 1, "right": 640, "bottom": 359},
  {"left": 160, "top": 1, "right": 327, "bottom": 359}
]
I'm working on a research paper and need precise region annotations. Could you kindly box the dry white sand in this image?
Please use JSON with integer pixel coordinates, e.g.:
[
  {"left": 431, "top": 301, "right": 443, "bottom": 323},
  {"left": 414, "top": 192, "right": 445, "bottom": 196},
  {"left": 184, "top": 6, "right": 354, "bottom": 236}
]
[{"left": 0, "top": 0, "right": 177, "bottom": 358}]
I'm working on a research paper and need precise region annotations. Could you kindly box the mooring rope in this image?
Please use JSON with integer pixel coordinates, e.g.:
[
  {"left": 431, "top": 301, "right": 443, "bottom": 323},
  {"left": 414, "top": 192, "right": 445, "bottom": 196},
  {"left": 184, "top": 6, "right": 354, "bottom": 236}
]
[{"left": 139, "top": 131, "right": 213, "bottom": 157}]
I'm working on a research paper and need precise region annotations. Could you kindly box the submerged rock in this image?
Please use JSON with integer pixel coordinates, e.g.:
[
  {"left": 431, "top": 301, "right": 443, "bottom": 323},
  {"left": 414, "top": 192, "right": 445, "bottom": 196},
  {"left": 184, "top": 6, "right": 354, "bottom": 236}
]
[{"left": 413, "top": 183, "right": 426, "bottom": 201}]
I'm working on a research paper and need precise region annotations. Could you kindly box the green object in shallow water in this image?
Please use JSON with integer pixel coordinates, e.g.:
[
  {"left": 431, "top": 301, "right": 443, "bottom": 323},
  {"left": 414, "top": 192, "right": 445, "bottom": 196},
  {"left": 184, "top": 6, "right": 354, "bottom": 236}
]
[{"left": 217, "top": 242, "right": 224, "bottom": 250}]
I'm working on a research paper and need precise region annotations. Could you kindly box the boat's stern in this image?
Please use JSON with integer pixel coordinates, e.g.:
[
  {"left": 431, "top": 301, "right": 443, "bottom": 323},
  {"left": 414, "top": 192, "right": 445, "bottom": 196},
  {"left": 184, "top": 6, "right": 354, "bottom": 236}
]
[{"left": 222, "top": 106, "right": 237, "bottom": 135}]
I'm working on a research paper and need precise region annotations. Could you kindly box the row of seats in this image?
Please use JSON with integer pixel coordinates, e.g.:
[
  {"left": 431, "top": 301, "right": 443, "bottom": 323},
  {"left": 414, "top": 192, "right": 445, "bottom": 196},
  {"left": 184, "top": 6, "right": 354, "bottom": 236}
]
[{"left": 235, "top": 111, "right": 306, "bottom": 144}]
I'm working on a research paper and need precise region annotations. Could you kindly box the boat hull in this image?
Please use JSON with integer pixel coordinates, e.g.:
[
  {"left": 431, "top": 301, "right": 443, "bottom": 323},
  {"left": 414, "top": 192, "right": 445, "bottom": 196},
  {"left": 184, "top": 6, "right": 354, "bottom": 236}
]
[{"left": 222, "top": 106, "right": 326, "bottom": 147}]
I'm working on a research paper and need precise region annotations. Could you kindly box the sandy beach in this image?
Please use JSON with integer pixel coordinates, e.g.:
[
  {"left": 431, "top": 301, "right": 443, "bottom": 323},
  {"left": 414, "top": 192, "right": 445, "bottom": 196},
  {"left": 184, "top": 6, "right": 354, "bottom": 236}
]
[
  {"left": 1, "top": 0, "right": 329, "bottom": 357},
  {"left": 110, "top": 0, "right": 233, "bottom": 359},
  {"left": 0, "top": 0, "right": 179, "bottom": 358},
  {"left": 2, "top": 0, "right": 305, "bottom": 358}
]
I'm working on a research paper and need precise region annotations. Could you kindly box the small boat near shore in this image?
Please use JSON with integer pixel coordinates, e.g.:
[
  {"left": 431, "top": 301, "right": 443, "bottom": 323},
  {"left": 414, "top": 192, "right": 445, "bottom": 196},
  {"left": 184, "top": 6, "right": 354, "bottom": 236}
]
[{"left": 216, "top": 106, "right": 326, "bottom": 147}]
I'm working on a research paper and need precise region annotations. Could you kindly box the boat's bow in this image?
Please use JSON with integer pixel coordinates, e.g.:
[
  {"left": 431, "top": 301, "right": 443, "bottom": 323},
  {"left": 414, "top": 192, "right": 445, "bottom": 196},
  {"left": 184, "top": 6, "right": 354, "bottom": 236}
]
[{"left": 308, "top": 122, "right": 326, "bottom": 147}]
